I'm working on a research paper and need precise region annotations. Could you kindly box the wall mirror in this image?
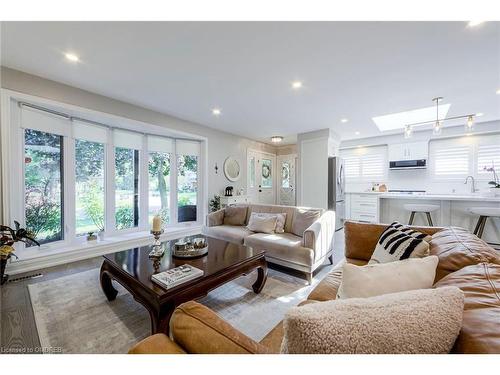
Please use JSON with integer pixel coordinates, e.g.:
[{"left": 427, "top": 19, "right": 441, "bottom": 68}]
[{"left": 223, "top": 157, "right": 241, "bottom": 182}]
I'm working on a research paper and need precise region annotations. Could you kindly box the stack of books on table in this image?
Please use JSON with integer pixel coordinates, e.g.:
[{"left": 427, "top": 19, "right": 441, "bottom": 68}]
[{"left": 151, "top": 264, "right": 204, "bottom": 289}]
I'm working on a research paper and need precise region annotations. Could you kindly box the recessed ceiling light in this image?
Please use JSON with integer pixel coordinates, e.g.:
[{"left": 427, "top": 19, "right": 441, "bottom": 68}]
[
  {"left": 341, "top": 118, "right": 348, "bottom": 123},
  {"left": 64, "top": 52, "right": 80, "bottom": 62},
  {"left": 496, "top": 89, "right": 500, "bottom": 95},
  {"left": 468, "top": 21, "right": 485, "bottom": 27},
  {"left": 291, "top": 81, "right": 303, "bottom": 89},
  {"left": 355, "top": 131, "right": 360, "bottom": 135},
  {"left": 271, "top": 136, "right": 284, "bottom": 143},
  {"left": 372, "top": 104, "right": 451, "bottom": 132},
  {"left": 212, "top": 108, "right": 221, "bottom": 116}
]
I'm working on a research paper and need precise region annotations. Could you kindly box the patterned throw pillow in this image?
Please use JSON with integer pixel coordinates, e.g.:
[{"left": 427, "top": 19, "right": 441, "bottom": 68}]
[
  {"left": 368, "top": 224, "right": 430, "bottom": 264},
  {"left": 389, "top": 221, "right": 432, "bottom": 242}
]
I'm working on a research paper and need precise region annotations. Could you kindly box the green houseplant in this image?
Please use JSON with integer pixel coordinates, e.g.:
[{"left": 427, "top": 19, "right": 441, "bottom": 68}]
[{"left": 0, "top": 221, "right": 40, "bottom": 285}]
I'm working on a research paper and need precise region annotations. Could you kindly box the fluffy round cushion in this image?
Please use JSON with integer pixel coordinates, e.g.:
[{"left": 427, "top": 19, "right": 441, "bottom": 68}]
[{"left": 281, "top": 286, "right": 464, "bottom": 354}]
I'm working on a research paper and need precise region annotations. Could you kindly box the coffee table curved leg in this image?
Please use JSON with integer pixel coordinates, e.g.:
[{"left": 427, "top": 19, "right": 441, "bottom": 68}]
[
  {"left": 100, "top": 262, "right": 118, "bottom": 301},
  {"left": 252, "top": 258, "right": 268, "bottom": 294}
]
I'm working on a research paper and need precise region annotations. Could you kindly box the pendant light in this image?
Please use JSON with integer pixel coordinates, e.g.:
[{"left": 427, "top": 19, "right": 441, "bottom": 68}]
[
  {"left": 404, "top": 125, "right": 413, "bottom": 139},
  {"left": 465, "top": 115, "right": 474, "bottom": 131},
  {"left": 403, "top": 96, "right": 478, "bottom": 138},
  {"left": 432, "top": 97, "right": 443, "bottom": 135}
]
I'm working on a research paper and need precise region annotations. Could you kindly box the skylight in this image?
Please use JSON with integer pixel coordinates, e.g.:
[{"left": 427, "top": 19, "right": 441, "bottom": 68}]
[{"left": 372, "top": 104, "right": 451, "bottom": 132}]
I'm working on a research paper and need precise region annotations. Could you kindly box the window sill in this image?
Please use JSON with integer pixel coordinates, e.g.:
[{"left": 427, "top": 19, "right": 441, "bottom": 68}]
[{"left": 7, "top": 224, "right": 202, "bottom": 275}]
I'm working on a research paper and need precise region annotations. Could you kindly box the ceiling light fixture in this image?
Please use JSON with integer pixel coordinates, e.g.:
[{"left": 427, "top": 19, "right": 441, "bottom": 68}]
[
  {"left": 64, "top": 52, "right": 80, "bottom": 62},
  {"left": 496, "top": 89, "right": 500, "bottom": 95},
  {"left": 468, "top": 21, "right": 485, "bottom": 27},
  {"left": 271, "top": 136, "right": 284, "bottom": 143},
  {"left": 402, "top": 97, "right": 478, "bottom": 138},
  {"left": 212, "top": 108, "right": 221, "bottom": 116},
  {"left": 341, "top": 118, "right": 348, "bottom": 123},
  {"left": 291, "top": 81, "right": 303, "bottom": 89},
  {"left": 355, "top": 131, "right": 360, "bottom": 135},
  {"left": 465, "top": 115, "right": 474, "bottom": 131}
]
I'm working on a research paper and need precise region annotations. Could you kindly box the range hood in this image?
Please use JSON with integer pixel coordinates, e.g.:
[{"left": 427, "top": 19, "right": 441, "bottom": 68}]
[
  {"left": 389, "top": 159, "right": 427, "bottom": 170},
  {"left": 388, "top": 141, "right": 428, "bottom": 170}
]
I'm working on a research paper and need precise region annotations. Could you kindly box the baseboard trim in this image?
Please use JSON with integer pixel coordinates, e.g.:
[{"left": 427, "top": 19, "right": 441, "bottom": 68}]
[{"left": 6, "top": 226, "right": 202, "bottom": 276}]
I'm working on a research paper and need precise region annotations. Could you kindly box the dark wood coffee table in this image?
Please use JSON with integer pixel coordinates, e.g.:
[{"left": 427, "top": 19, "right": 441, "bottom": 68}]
[{"left": 99, "top": 235, "right": 267, "bottom": 334}]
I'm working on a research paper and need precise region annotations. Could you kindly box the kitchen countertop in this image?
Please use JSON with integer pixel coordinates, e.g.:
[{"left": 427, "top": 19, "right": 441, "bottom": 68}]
[{"left": 346, "top": 191, "right": 500, "bottom": 202}]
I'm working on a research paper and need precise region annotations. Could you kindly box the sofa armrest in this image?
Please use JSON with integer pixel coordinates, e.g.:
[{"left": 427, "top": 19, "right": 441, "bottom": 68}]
[
  {"left": 344, "top": 220, "right": 444, "bottom": 262},
  {"left": 206, "top": 209, "right": 225, "bottom": 227},
  {"left": 128, "top": 333, "right": 186, "bottom": 354},
  {"left": 303, "top": 210, "right": 335, "bottom": 261},
  {"left": 170, "top": 301, "right": 269, "bottom": 354}
]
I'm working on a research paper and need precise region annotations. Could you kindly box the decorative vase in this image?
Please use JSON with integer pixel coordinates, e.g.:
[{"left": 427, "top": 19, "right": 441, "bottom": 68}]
[{"left": 1, "top": 255, "right": 9, "bottom": 286}]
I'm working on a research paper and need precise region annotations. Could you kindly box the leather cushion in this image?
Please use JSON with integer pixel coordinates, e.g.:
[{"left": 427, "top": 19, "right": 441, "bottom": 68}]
[
  {"left": 128, "top": 333, "right": 186, "bottom": 354},
  {"left": 434, "top": 263, "right": 500, "bottom": 353},
  {"left": 344, "top": 221, "right": 440, "bottom": 262},
  {"left": 430, "top": 227, "right": 500, "bottom": 282},
  {"left": 244, "top": 233, "right": 314, "bottom": 267},
  {"left": 171, "top": 301, "right": 268, "bottom": 354}
]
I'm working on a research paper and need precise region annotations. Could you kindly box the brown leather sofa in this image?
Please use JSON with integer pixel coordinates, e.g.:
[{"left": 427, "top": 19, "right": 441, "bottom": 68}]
[{"left": 129, "top": 221, "right": 500, "bottom": 354}]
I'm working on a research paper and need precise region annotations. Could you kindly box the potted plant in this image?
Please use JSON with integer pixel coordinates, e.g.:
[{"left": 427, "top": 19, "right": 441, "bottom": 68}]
[
  {"left": 86, "top": 231, "right": 98, "bottom": 241},
  {"left": 209, "top": 195, "right": 221, "bottom": 212},
  {"left": 484, "top": 163, "right": 500, "bottom": 196},
  {"left": 1, "top": 221, "right": 40, "bottom": 285}
]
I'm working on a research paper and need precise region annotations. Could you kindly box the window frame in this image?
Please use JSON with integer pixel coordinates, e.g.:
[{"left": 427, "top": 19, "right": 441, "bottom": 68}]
[
  {"left": 339, "top": 145, "right": 388, "bottom": 182},
  {"left": 2, "top": 92, "right": 206, "bottom": 255},
  {"left": 429, "top": 134, "right": 500, "bottom": 181}
]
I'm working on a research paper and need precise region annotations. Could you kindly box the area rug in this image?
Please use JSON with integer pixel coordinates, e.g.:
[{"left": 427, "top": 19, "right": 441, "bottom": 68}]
[{"left": 28, "top": 265, "right": 332, "bottom": 353}]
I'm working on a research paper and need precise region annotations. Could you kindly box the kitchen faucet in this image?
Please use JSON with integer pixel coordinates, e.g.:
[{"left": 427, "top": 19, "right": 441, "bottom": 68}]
[{"left": 464, "top": 176, "right": 477, "bottom": 194}]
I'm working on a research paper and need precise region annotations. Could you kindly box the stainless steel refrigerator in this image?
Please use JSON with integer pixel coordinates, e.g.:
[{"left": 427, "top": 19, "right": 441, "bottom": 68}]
[{"left": 328, "top": 157, "right": 345, "bottom": 231}]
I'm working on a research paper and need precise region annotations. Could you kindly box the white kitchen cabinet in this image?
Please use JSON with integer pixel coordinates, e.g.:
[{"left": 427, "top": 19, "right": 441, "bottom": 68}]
[
  {"left": 347, "top": 193, "right": 380, "bottom": 223},
  {"left": 388, "top": 141, "right": 428, "bottom": 161}
]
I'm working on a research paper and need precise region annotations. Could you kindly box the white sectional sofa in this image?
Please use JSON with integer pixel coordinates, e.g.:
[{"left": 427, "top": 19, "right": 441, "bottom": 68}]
[{"left": 202, "top": 203, "right": 335, "bottom": 283}]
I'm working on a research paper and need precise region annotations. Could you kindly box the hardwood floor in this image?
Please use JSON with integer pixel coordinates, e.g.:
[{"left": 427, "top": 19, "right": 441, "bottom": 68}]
[
  {"left": 1, "top": 257, "right": 103, "bottom": 354},
  {"left": 0, "top": 230, "right": 345, "bottom": 354}
]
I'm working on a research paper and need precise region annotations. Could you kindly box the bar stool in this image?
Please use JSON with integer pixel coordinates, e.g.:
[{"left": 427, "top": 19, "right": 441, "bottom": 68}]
[
  {"left": 468, "top": 207, "right": 500, "bottom": 238},
  {"left": 403, "top": 204, "right": 440, "bottom": 226}
]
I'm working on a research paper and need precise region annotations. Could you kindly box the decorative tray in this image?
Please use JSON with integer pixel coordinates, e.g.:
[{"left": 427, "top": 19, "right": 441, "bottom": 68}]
[
  {"left": 173, "top": 246, "right": 208, "bottom": 258},
  {"left": 172, "top": 237, "right": 208, "bottom": 259}
]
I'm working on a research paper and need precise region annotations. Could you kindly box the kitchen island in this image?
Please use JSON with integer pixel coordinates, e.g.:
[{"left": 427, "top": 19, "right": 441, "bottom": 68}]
[{"left": 345, "top": 191, "right": 500, "bottom": 247}]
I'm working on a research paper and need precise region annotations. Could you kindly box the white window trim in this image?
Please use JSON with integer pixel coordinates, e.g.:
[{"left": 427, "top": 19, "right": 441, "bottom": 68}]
[
  {"left": 429, "top": 134, "right": 500, "bottom": 182},
  {"left": 339, "top": 145, "right": 388, "bottom": 182},
  {"left": 1, "top": 89, "right": 208, "bottom": 260}
]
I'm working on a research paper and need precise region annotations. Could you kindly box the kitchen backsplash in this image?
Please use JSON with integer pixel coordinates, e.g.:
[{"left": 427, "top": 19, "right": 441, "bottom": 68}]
[{"left": 346, "top": 168, "right": 494, "bottom": 194}]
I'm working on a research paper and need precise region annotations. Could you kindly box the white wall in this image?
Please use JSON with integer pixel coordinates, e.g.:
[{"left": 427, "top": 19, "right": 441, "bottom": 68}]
[
  {"left": 0, "top": 67, "right": 276, "bottom": 216},
  {"left": 341, "top": 124, "right": 500, "bottom": 194}
]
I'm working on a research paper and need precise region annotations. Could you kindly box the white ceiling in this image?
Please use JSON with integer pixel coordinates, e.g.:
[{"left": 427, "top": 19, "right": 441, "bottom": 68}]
[{"left": 1, "top": 21, "right": 499, "bottom": 145}]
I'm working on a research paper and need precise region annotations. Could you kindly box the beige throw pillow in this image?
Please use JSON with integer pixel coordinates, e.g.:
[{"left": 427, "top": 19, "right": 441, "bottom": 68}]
[
  {"left": 281, "top": 286, "right": 464, "bottom": 354},
  {"left": 291, "top": 209, "right": 321, "bottom": 237},
  {"left": 337, "top": 256, "right": 438, "bottom": 299},
  {"left": 223, "top": 205, "right": 248, "bottom": 226},
  {"left": 246, "top": 212, "right": 278, "bottom": 234}
]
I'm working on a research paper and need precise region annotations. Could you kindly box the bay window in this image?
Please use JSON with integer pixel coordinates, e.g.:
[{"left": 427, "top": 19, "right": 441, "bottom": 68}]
[
  {"left": 24, "top": 129, "right": 64, "bottom": 245},
  {"left": 147, "top": 136, "right": 172, "bottom": 227},
  {"left": 176, "top": 141, "right": 200, "bottom": 223},
  {"left": 74, "top": 121, "right": 107, "bottom": 236},
  {"left": 9, "top": 101, "right": 204, "bottom": 254}
]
